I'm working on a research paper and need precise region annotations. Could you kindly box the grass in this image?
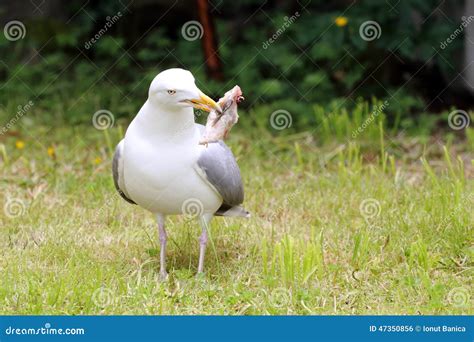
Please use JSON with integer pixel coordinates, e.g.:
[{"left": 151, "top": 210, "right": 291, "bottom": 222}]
[{"left": 0, "top": 105, "right": 473, "bottom": 315}]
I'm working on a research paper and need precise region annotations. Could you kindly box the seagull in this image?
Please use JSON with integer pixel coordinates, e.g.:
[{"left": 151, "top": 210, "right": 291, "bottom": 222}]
[{"left": 112, "top": 68, "right": 249, "bottom": 279}]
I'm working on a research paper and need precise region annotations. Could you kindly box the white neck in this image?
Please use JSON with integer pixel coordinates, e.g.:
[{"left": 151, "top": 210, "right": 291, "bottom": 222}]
[{"left": 135, "top": 100, "right": 196, "bottom": 141}]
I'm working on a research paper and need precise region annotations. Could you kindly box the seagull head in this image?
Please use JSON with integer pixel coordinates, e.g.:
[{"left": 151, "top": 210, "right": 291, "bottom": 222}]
[{"left": 148, "top": 68, "right": 221, "bottom": 113}]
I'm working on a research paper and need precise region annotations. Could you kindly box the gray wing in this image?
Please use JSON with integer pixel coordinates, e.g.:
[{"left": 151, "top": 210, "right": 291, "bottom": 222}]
[
  {"left": 195, "top": 128, "right": 244, "bottom": 207},
  {"left": 112, "top": 140, "right": 136, "bottom": 205}
]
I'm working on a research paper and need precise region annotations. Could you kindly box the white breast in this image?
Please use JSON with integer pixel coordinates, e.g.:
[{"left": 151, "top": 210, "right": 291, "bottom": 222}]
[{"left": 122, "top": 104, "right": 222, "bottom": 215}]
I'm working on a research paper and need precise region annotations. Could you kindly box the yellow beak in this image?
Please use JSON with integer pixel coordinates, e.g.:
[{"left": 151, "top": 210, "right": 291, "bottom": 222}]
[{"left": 186, "top": 91, "right": 222, "bottom": 113}]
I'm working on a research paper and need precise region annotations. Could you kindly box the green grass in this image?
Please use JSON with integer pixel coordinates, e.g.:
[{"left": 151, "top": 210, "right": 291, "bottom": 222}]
[{"left": 0, "top": 110, "right": 473, "bottom": 315}]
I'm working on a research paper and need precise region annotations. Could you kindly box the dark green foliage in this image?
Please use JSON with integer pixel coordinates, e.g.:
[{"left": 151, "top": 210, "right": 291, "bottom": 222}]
[{"left": 0, "top": 0, "right": 467, "bottom": 128}]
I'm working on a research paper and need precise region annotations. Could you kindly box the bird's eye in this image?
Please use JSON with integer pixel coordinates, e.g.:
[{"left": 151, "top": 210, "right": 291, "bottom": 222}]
[{"left": 167, "top": 90, "right": 176, "bottom": 95}]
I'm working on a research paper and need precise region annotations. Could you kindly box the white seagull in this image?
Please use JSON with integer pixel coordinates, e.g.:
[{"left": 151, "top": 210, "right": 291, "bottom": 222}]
[{"left": 112, "top": 68, "right": 249, "bottom": 279}]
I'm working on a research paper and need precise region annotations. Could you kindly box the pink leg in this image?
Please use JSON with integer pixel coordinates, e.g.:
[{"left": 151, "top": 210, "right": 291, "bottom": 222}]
[
  {"left": 197, "top": 214, "right": 212, "bottom": 274},
  {"left": 156, "top": 214, "right": 168, "bottom": 280}
]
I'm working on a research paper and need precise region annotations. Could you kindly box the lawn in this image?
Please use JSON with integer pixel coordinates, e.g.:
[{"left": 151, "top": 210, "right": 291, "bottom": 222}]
[{"left": 0, "top": 108, "right": 473, "bottom": 315}]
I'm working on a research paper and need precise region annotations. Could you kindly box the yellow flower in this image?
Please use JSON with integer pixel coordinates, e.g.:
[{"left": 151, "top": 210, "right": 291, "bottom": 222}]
[
  {"left": 94, "top": 157, "right": 102, "bottom": 165},
  {"left": 47, "top": 146, "right": 55, "bottom": 157},
  {"left": 15, "top": 140, "right": 25, "bottom": 149},
  {"left": 335, "top": 16, "right": 348, "bottom": 27}
]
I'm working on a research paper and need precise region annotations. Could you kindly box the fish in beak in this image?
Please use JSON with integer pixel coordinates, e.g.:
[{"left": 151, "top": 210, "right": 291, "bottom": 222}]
[{"left": 183, "top": 90, "right": 222, "bottom": 113}]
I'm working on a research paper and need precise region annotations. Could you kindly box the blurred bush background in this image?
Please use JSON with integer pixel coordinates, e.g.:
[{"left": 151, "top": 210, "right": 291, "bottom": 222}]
[{"left": 0, "top": 0, "right": 473, "bottom": 131}]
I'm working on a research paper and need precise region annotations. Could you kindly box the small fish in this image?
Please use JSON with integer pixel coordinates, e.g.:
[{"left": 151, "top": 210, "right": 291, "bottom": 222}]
[{"left": 199, "top": 85, "right": 244, "bottom": 145}]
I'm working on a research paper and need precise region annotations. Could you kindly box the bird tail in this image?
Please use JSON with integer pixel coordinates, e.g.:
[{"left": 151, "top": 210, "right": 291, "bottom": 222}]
[{"left": 215, "top": 205, "right": 250, "bottom": 218}]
